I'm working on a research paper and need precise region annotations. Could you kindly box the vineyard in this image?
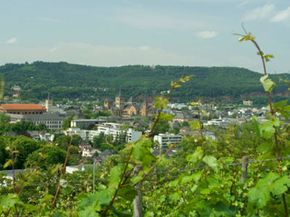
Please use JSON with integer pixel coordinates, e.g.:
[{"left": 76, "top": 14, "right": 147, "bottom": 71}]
[{"left": 0, "top": 34, "right": 289, "bottom": 217}]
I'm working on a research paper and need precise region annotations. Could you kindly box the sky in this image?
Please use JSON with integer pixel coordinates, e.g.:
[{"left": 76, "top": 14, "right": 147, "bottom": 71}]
[{"left": 0, "top": 0, "right": 290, "bottom": 73}]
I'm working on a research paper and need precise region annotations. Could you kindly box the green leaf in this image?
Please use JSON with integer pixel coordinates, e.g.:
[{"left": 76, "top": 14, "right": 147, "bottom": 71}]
[
  {"left": 202, "top": 155, "right": 218, "bottom": 171},
  {"left": 190, "top": 101, "right": 201, "bottom": 107},
  {"left": 79, "top": 207, "right": 100, "bottom": 217},
  {"left": 118, "top": 186, "right": 137, "bottom": 201},
  {"left": 78, "top": 193, "right": 101, "bottom": 212},
  {"left": 95, "top": 188, "right": 115, "bottom": 205},
  {"left": 189, "top": 120, "right": 201, "bottom": 131},
  {"left": 259, "top": 120, "right": 275, "bottom": 139},
  {"left": 3, "top": 159, "right": 13, "bottom": 168},
  {"left": 180, "top": 171, "right": 202, "bottom": 184},
  {"left": 170, "top": 81, "right": 181, "bottom": 89},
  {"left": 169, "top": 192, "right": 182, "bottom": 202},
  {"left": 248, "top": 172, "right": 280, "bottom": 208},
  {"left": 132, "top": 138, "right": 154, "bottom": 167},
  {"left": 154, "top": 96, "right": 168, "bottom": 109},
  {"left": 186, "top": 147, "right": 204, "bottom": 164},
  {"left": 273, "top": 100, "right": 290, "bottom": 119},
  {"left": 0, "top": 194, "right": 23, "bottom": 211},
  {"left": 263, "top": 54, "right": 274, "bottom": 62},
  {"left": 179, "top": 75, "right": 192, "bottom": 83},
  {"left": 260, "top": 75, "right": 275, "bottom": 93},
  {"left": 271, "top": 176, "right": 290, "bottom": 196},
  {"left": 159, "top": 112, "right": 174, "bottom": 121},
  {"left": 238, "top": 33, "right": 255, "bottom": 42},
  {"left": 109, "top": 165, "right": 122, "bottom": 188}
]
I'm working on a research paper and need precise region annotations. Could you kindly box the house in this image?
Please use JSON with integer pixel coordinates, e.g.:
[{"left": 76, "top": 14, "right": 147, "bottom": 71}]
[
  {"left": 243, "top": 100, "right": 253, "bottom": 106},
  {"left": 11, "top": 85, "right": 21, "bottom": 98},
  {"left": 79, "top": 142, "right": 97, "bottom": 158}
]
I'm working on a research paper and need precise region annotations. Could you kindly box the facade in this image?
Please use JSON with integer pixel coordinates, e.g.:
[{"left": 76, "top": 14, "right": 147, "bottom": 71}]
[
  {"left": 70, "top": 118, "right": 106, "bottom": 129},
  {"left": 8, "top": 112, "right": 64, "bottom": 130},
  {"left": 11, "top": 85, "right": 21, "bottom": 98},
  {"left": 104, "top": 99, "right": 113, "bottom": 110},
  {"left": 0, "top": 103, "right": 65, "bottom": 130},
  {"left": 127, "top": 128, "right": 142, "bottom": 143},
  {"left": 153, "top": 133, "right": 182, "bottom": 149},
  {"left": 64, "top": 122, "right": 142, "bottom": 143},
  {"left": 122, "top": 104, "right": 137, "bottom": 117},
  {"left": 115, "top": 96, "right": 124, "bottom": 109},
  {"left": 243, "top": 100, "right": 253, "bottom": 106},
  {"left": 139, "top": 101, "right": 148, "bottom": 117}
]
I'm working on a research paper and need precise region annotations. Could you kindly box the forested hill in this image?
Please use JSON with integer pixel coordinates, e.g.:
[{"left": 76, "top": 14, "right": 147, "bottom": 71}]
[{"left": 0, "top": 61, "right": 289, "bottom": 103}]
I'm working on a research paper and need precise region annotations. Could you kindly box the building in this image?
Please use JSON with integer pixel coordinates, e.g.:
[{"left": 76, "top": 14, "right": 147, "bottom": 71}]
[
  {"left": 70, "top": 118, "right": 106, "bottom": 129},
  {"left": 8, "top": 112, "right": 64, "bottom": 130},
  {"left": 139, "top": 101, "right": 148, "bottom": 117},
  {"left": 243, "top": 100, "right": 253, "bottom": 107},
  {"left": 115, "top": 95, "right": 124, "bottom": 109},
  {"left": 104, "top": 98, "right": 113, "bottom": 110},
  {"left": 64, "top": 123, "right": 142, "bottom": 143},
  {"left": 0, "top": 104, "right": 46, "bottom": 115},
  {"left": 153, "top": 133, "right": 182, "bottom": 149},
  {"left": 0, "top": 103, "right": 65, "bottom": 130},
  {"left": 122, "top": 104, "right": 137, "bottom": 117},
  {"left": 11, "top": 85, "right": 22, "bottom": 98},
  {"left": 127, "top": 128, "right": 142, "bottom": 143}
]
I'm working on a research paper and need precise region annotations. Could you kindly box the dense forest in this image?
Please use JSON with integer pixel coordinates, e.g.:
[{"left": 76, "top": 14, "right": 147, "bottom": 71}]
[{"left": 0, "top": 61, "right": 289, "bottom": 103}]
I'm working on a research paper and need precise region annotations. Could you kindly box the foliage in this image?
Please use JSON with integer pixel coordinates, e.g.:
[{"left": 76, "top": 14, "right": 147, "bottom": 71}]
[
  {"left": 0, "top": 33, "right": 289, "bottom": 217},
  {"left": 0, "top": 62, "right": 289, "bottom": 103},
  {"left": 25, "top": 145, "right": 66, "bottom": 170}
]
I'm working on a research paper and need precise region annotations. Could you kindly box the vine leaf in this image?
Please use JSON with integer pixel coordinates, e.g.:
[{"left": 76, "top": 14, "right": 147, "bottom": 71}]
[
  {"left": 202, "top": 155, "right": 218, "bottom": 171},
  {"left": 263, "top": 54, "right": 274, "bottom": 62},
  {"left": 238, "top": 33, "right": 255, "bottom": 42},
  {"left": 260, "top": 75, "right": 275, "bottom": 93},
  {"left": 186, "top": 146, "right": 204, "bottom": 164}
]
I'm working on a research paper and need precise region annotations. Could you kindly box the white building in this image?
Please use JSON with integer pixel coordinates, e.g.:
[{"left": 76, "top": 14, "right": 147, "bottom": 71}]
[
  {"left": 70, "top": 118, "right": 106, "bottom": 129},
  {"left": 64, "top": 122, "right": 142, "bottom": 143},
  {"left": 8, "top": 112, "right": 64, "bottom": 130},
  {"left": 153, "top": 133, "right": 182, "bottom": 148}
]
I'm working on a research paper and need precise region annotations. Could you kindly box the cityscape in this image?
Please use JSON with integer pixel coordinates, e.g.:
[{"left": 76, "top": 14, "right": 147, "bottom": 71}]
[{"left": 0, "top": 1, "right": 289, "bottom": 216}]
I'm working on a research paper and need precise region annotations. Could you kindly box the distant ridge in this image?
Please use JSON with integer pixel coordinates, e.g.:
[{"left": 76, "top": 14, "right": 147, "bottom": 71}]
[{"left": 0, "top": 61, "right": 289, "bottom": 103}]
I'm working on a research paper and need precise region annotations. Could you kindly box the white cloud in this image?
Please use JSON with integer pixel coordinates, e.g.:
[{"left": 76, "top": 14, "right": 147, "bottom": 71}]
[
  {"left": 271, "top": 7, "right": 290, "bottom": 22},
  {"left": 196, "top": 31, "right": 218, "bottom": 39},
  {"left": 5, "top": 37, "right": 17, "bottom": 45},
  {"left": 243, "top": 4, "right": 275, "bottom": 21}
]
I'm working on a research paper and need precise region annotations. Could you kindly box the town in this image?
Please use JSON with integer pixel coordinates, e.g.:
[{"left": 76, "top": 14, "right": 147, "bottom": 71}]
[{"left": 0, "top": 85, "right": 269, "bottom": 165}]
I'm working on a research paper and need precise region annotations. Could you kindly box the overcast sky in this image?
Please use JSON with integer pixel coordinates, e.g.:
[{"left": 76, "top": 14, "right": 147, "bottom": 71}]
[{"left": 0, "top": 0, "right": 289, "bottom": 73}]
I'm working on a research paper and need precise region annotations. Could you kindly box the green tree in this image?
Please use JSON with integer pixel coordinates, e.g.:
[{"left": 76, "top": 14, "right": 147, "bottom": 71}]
[
  {"left": 92, "top": 133, "right": 111, "bottom": 151},
  {"left": 62, "top": 115, "right": 73, "bottom": 130},
  {"left": 0, "top": 113, "right": 11, "bottom": 135},
  {"left": 25, "top": 145, "right": 66, "bottom": 170},
  {"left": 5, "top": 136, "right": 40, "bottom": 169}
]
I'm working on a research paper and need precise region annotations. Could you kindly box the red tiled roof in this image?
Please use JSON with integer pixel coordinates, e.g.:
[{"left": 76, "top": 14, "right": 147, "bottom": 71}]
[{"left": 0, "top": 104, "right": 46, "bottom": 111}]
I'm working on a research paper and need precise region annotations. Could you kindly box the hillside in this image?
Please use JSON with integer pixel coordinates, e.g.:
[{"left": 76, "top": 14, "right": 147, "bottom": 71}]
[{"left": 0, "top": 61, "right": 289, "bottom": 103}]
